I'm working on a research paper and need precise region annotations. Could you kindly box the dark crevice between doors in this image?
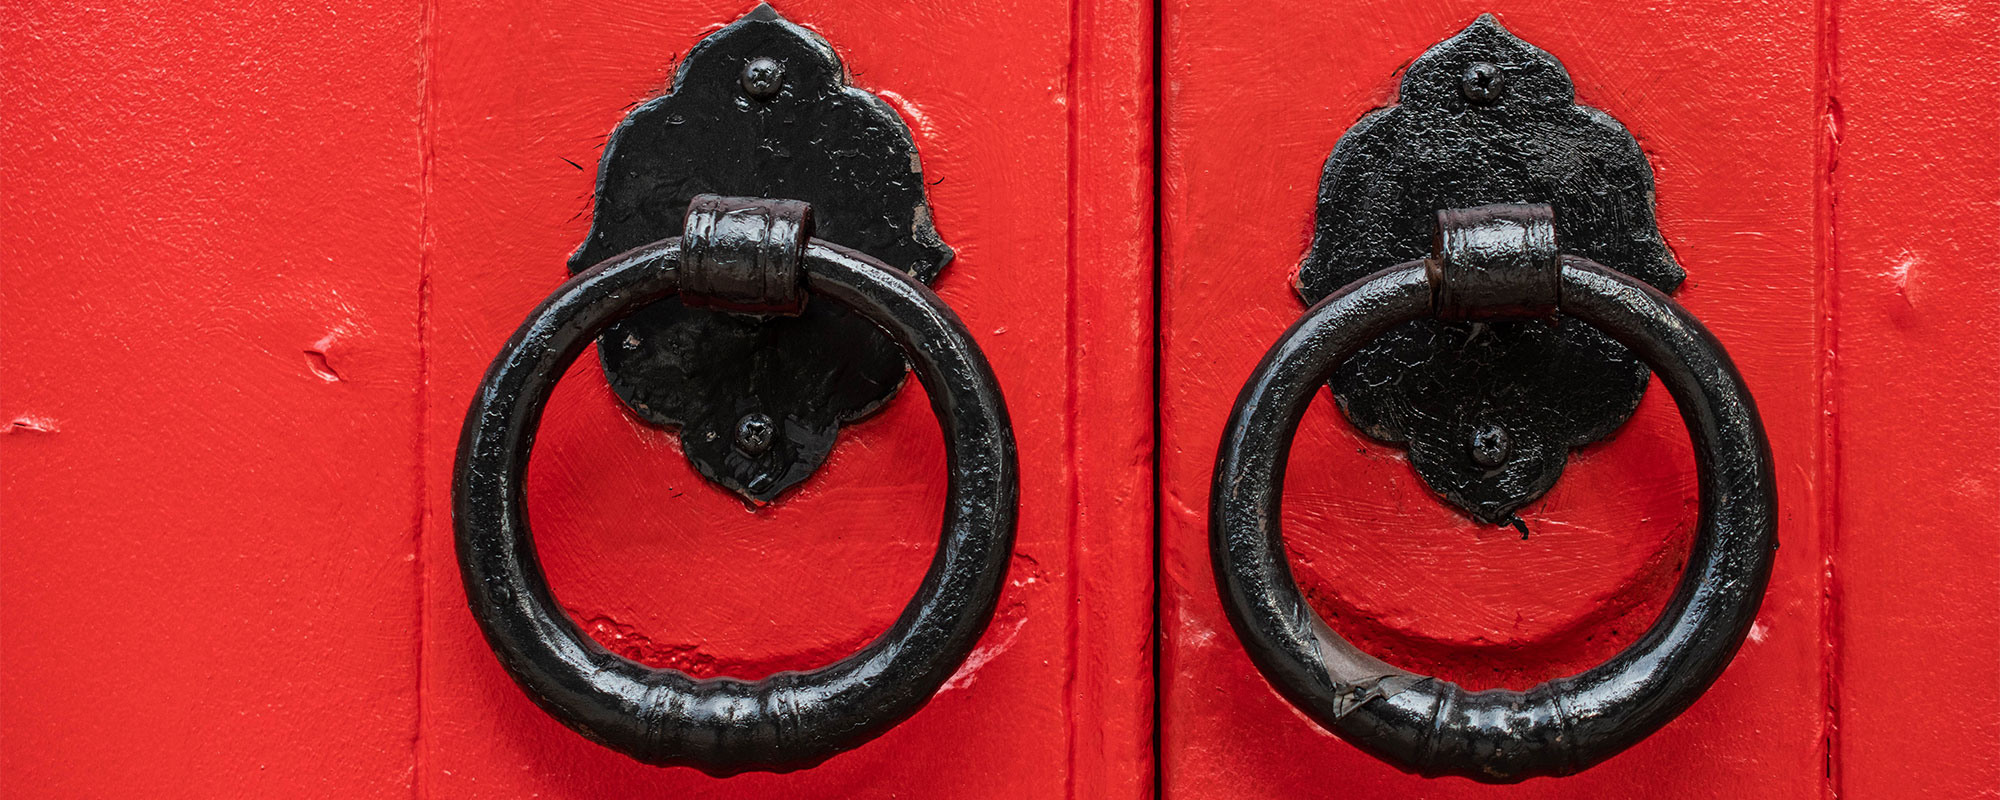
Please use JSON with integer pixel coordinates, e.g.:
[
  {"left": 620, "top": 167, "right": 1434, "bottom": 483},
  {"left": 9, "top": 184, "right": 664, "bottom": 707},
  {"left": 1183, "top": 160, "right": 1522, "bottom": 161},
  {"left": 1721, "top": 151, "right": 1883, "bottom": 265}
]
[{"left": 1150, "top": 0, "right": 1166, "bottom": 795}]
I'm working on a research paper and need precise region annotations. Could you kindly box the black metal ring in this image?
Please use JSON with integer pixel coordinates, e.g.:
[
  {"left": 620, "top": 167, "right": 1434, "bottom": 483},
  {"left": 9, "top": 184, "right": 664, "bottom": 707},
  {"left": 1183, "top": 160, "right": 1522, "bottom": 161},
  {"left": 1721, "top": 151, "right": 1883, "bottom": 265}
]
[
  {"left": 454, "top": 238, "right": 1017, "bottom": 774},
  {"left": 1211, "top": 256, "right": 1776, "bottom": 782}
]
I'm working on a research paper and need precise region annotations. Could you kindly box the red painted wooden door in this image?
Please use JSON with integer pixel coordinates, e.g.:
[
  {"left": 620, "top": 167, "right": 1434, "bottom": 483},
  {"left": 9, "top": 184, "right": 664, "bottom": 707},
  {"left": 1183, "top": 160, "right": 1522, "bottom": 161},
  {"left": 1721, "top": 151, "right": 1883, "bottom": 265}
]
[
  {"left": 2, "top": 1, "right": 1152, "bottom": 797},
  {"left": 1158, "top": 1, "right": 2000, "bottom": 798},
  {"left": 3, "top": 0, "right": 1997, "bottom": 797}
]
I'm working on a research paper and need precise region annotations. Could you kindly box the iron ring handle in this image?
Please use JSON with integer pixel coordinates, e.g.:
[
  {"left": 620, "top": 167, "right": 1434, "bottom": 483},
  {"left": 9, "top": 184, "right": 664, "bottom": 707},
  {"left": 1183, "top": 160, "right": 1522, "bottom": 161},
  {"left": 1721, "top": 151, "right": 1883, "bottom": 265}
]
[
  {"left": 1211, "top": 210, "right": 1776, "bottom": 782},
  {"left": 453, "top": 221, "right": 1018, "bottom": 774}
]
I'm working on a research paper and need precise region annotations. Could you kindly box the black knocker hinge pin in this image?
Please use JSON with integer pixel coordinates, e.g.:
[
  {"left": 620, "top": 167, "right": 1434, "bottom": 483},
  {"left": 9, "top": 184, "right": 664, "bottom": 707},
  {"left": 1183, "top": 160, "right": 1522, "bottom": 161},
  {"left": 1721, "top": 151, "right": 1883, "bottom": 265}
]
[
  {"left": 1427, "top": 203, "right": 1562, "bottom": 321},
  {"left": 680, "top": 194, "right": 814, "bottom": 316}
]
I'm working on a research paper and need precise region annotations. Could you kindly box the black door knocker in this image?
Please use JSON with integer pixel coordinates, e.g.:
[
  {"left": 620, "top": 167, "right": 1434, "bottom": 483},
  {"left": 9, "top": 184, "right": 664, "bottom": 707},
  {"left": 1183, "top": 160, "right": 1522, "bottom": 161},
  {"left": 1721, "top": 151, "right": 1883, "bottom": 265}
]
[
  {"left": 453, "top": 6, "right": 1016, "bottom": 775},
  {"left": 1210, "top": 16, "right": 1777, "bottom": 783}
]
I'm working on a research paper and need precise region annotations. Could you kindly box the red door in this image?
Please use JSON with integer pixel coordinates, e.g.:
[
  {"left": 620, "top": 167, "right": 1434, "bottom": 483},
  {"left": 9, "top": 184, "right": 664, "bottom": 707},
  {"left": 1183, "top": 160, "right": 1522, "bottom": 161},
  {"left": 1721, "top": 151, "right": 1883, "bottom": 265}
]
[
  {"left": 2, "top": 1, "right": 1995, "bottom": 798},
  {"left": 1159, "top": 1, "right": 2000, "bottom": 796},
  {"left": 2, "top": 1, "right": 1151, "bottom": 796}
]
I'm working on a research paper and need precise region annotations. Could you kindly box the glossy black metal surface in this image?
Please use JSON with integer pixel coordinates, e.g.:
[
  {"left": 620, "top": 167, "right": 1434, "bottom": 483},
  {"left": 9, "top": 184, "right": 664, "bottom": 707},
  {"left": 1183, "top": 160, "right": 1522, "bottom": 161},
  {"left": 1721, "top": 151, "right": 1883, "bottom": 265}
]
[
  {"left": 573, "top": 5, "right": 954, "bottom": 502},
  {"left": 456, "top": 234, "right": 1016, "bottom": 774},
  {"left": 1430, "top": 205, "right": 1560, "bottom": 321},
  {"left": 1214, "top": 211, "right": 1775, "bottom": 780},
  {"left": 680, "top": 194, "right": 812, "bottom": 315},
  {"left": 1297, "top": 15, "right": 1686, "bottom": 524}
]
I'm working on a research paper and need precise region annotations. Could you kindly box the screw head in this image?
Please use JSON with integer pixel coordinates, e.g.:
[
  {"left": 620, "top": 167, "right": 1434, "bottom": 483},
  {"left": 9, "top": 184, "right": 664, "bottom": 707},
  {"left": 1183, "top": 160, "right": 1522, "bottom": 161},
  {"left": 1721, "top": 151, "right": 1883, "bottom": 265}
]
[
  {"left": 1459, "top": 62, "right": 1505, "bottom": 105},
  {"left": 741, "top": 57, "right": 784, "bottom": 101},
  {"left": 734, "top": 413, "right": 777, "bottom": 456},
  {"left": 1469, "top": 424, "right": 1512, "bottom": 468}
]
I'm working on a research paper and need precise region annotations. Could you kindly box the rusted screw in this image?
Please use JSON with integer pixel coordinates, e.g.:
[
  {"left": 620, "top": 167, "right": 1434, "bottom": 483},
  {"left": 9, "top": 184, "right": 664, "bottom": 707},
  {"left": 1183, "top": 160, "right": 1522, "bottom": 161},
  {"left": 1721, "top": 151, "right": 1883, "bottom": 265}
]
[
  {"left": 1469, "top": 423, "right": 1511, "bottom": 468},
  {"left": 734, "top": 413, "right": 776, "bottom": 456},
  {"left": 741, "top": 57, "right": 784, "bottom": 101},
  {"left": 1460, "top": 62, "right": 1505, "bottom": 105}
]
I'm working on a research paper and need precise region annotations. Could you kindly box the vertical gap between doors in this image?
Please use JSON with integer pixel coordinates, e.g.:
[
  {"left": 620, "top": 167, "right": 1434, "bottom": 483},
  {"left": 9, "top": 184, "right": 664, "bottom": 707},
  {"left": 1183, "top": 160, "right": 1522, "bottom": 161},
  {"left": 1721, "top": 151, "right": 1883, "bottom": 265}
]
[{"left": 1149, "top": 0, "right": 1166, "bottom": 795}]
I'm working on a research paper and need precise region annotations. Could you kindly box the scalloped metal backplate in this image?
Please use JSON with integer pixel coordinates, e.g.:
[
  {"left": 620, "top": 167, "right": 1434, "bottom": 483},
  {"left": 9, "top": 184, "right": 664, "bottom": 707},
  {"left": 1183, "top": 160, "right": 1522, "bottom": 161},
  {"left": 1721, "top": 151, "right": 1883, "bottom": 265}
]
[
  {"left": 1295, "top": 15, "right": 1685, "bottom": 525},
  {"left": 569, "top": 5, "right": 952, "bottom": 503}
]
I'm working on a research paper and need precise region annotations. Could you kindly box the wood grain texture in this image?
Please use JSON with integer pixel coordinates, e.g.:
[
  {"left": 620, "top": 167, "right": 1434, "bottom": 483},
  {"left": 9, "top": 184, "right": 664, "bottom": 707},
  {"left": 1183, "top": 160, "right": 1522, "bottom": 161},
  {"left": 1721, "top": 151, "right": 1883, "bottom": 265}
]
[
  {"left": 1829, "top": 0, "right": 2000, "bottom": 794},
  {"left": 417, "top": 1, "right": 1152, "bottom": 797},
  {"left": 0, "top": 1, "right": 426, "bottom": 796},
  {"left": 1160, "top": 2, "right": 1826, "bottom": 795}
]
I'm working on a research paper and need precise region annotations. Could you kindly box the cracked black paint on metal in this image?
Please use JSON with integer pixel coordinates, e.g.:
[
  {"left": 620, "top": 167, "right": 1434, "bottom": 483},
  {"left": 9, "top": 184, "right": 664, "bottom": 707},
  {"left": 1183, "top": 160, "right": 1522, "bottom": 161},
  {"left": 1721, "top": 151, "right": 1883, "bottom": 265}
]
[
  {"left": 1296, "top": 15, "right": 1685, "bottom": 523},
  {"left": 571, "top": 5, "right": 952, "bottom": 502},
  {"left": 456, "top": 231, "right": 1017, "bottom": 774},
  {"left": 1214, "top": 220, "right": 1775, "bottom": 780}
]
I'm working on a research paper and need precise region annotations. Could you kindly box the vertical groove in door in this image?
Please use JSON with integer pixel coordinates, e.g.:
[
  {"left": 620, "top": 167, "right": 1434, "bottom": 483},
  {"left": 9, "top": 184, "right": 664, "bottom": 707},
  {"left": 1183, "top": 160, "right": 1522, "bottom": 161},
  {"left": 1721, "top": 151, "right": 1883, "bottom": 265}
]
[
  {"left": 1811, "top": 0, "right": 1843, "bottom": 796},
  {"left": 1064, "top": 0, "right": 1086, "bottom": 793},
  {"left": 414, "top": 0, "right": 440, "bottom": 795}
]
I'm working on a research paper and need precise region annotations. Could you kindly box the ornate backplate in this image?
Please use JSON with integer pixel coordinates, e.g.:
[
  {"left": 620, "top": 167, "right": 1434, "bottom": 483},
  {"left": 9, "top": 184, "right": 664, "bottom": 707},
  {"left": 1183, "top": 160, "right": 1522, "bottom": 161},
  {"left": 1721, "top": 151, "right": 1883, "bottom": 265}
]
[
  {"left": 570, "top": 5, "right": 953, "bottom": 502},
  {"left": 1295, "top": 15, "right": 1685, "bottom": 525}
]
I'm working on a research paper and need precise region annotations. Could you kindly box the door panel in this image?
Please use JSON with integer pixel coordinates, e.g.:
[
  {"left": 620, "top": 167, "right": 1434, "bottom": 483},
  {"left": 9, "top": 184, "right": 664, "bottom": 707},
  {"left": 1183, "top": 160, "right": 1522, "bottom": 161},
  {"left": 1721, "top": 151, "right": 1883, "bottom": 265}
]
[
  {"left": 0, "top": 1, "right": 426, "bottom": 796},
  {"left": 417, "top": 1, "right": 1151, "bottom": 798},
  {"left": 1829, "top": 1, "right": 2000, "bottom": 793},
  {"left": 1160, "top": 3, "right": 1827, "bottom": 796}
]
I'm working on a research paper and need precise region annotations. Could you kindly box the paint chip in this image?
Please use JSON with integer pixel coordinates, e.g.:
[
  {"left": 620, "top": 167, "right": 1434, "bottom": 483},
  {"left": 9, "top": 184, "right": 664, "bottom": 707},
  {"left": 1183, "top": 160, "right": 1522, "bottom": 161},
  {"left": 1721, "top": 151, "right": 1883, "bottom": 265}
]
[
  {"left": 3, "top": 416, "right": 57, "bottom": 435},
  {"left": 305, "top": 331, "right": 344, "bottom": 382}
]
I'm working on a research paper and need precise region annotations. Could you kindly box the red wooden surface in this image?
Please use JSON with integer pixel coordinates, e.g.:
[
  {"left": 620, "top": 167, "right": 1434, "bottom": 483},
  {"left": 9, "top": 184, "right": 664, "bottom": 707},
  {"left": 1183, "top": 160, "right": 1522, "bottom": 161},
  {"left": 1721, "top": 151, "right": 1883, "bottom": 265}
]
[
  {"left": 5, "top": 0, "right": 1998, "bottom": 796},
  {"left": 1829, "top": 0, "right": 2000, "bottom": 792},
  {"left": 0, "top": 1, "right": 426, "bottom": 796},
  {"left": 1159, "top": 3, "right": 1828, "bottom": 796},
  {"left": 416, "top": 2, "right": 1151, "bottom": 799},
  {"left": 1, "top": 0, "right": 1151, "bottom": 797}
]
